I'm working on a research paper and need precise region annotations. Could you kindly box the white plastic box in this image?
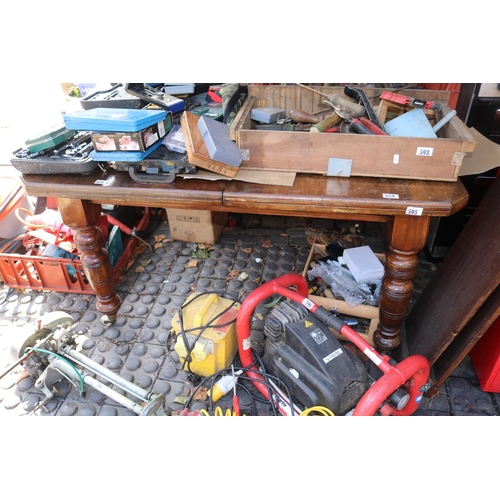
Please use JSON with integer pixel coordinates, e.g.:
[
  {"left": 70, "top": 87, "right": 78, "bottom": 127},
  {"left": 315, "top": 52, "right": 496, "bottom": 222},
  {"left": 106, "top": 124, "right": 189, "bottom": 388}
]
[{"left": 343, "top": 246, "right": 385, "bottom": 283}]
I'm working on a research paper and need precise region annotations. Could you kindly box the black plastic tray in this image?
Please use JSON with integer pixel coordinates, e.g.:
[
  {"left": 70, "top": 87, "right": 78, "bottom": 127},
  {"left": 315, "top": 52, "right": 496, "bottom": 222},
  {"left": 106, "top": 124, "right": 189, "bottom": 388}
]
[
  {"left": 80, "top": 83, "right": 146, "bottom": 110},
  {"left": 10, "top": 133, "right": 101, "bottom": 175}
]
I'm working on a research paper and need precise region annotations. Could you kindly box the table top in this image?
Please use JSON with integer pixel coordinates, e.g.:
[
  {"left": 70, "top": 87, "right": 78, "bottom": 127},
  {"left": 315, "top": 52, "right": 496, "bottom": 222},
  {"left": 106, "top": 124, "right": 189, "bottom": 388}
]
[{"left": 21, "top": 169, "right": 469, "bottom": 219}]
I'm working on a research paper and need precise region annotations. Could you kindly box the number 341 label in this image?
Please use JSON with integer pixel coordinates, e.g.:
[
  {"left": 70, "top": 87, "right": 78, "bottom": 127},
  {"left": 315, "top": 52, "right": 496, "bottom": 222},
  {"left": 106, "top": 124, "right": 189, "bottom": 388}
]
[{"left": 416, "top": 147, "right": 434, "bottom": 156}]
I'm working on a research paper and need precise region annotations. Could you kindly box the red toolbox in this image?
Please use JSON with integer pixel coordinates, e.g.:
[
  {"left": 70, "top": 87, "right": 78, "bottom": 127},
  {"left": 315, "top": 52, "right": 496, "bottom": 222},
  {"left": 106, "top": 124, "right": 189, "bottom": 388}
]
[{"left": 470, "top": 315, "right": 500, "bottom": 392}]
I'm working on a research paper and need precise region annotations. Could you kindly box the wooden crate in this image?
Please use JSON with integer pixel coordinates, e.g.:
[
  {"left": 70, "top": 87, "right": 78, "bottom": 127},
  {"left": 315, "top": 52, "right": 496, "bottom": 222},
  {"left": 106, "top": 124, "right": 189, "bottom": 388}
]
[
  {"left": 229, "top": 85, "right": 476, "bottom": 182},
  {"left": 302, "top": 244, "right": 384, "bottom": 347}
]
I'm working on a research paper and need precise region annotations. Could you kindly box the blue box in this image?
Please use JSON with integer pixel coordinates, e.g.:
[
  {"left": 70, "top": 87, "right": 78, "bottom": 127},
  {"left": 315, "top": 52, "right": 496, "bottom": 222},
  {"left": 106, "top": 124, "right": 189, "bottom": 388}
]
[{"left": 63, "top": 108, "right": 167, "bottom": 132}]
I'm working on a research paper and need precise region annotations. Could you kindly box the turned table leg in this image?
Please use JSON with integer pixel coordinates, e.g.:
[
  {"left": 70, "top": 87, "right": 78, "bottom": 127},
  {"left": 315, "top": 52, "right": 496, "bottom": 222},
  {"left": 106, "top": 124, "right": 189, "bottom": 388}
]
[
  {"left": 373, "top": 214, "right": 430, "bottom": 353},
  {"left": 56, "top": 198, "right": 121, "bottom": 324}
]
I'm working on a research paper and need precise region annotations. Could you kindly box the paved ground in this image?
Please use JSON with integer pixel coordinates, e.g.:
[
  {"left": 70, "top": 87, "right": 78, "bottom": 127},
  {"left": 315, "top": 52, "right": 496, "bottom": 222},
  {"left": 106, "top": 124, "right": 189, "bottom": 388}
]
[{"left": 0, "top": 210, "right": 498, "bottom": 417}]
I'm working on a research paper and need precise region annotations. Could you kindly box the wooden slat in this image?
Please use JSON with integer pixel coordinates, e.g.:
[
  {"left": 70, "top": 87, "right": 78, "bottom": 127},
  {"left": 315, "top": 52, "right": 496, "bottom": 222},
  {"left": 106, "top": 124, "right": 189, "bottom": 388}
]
[{"left": 405, "top": 174, "right": 500, "bottom": 365}]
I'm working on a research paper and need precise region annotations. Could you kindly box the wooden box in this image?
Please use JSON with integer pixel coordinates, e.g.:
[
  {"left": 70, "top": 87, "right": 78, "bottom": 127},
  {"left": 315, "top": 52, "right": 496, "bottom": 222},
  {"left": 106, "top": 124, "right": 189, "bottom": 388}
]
[
  {"left": 230, "top": 85, "right": 476, "bottom": 182},
  {"left": 302, "top": 244, "right": 384, "bottom": 347}
]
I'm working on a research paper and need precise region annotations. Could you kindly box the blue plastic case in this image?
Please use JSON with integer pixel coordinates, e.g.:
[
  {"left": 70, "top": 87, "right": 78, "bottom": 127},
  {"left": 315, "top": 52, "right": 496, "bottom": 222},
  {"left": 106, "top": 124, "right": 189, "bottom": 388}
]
[
  {"left": 90, "top": 138, "right": 164, "bottom": 162},
  {"left": 63, "top": 108, "right": 167, "bottom": 132}
]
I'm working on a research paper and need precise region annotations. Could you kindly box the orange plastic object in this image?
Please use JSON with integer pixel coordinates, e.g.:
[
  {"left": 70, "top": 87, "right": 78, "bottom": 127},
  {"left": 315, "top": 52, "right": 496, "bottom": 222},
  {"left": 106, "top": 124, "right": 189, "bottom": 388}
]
[
  {"left": 418, "top": 83, "right": 462, "bottom": 110},
  {"left": 0, "top": 208, "right": 150, "bottom": 294}
]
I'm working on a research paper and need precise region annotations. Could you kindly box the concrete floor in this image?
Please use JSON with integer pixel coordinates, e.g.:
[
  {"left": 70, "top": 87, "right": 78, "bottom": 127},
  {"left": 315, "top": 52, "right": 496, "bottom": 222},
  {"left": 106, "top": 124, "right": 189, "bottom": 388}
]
[{"left": 1, "top": 210, "right": 498, "bottom": 417}]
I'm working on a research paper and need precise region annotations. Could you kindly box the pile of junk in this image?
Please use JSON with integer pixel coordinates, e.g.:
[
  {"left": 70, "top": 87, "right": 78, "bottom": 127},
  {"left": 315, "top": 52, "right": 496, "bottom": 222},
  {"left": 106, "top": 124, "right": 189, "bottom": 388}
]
[{"left": 2, "top": 271, "right": 431, "bottom": 417}]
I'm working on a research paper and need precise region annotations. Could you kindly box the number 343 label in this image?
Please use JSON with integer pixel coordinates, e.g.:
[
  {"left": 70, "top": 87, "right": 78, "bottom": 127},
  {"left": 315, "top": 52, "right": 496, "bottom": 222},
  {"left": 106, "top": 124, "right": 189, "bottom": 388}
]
[{"left": 416, "top": 147, "right": 434, "bottom": 156}]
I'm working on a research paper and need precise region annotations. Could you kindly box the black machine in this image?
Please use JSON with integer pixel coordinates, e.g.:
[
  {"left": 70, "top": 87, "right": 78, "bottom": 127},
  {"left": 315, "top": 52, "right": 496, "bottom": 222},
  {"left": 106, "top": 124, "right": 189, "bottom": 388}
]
[{"left": 261, "top": 300, "right": 369, "bottom": 415}]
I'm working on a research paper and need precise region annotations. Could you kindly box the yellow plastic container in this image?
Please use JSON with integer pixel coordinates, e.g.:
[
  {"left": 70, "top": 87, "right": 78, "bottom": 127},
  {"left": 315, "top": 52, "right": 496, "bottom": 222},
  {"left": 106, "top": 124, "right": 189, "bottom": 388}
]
[{"left": 172, "top": 293, "right": 240, "bottom": 377}]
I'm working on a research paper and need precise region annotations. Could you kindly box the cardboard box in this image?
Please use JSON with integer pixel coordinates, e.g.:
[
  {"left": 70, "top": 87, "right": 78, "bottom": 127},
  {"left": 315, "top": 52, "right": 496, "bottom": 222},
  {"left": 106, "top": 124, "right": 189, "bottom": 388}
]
[
  {"left": 166, "top": 209, "right": 228, "bottom": 245},
  {"left": 230, "top": 85, "right": 477, "bottom": 182},
  {"left": 302, "top": 244, "right": 384, "bottom": 347}
]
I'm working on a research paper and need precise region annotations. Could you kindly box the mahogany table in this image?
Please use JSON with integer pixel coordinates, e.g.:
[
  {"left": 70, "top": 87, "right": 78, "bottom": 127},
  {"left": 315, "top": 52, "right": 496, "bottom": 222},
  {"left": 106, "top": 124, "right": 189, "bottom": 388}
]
[{"left": 21, "top": 169, "right": 469, "bottom": 353}]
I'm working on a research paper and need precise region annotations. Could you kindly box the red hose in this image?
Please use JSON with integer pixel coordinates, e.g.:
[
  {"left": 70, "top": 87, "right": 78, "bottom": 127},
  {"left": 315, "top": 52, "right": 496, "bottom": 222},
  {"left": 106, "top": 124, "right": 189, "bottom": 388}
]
[
  {"left": 353, "top": 354, "right": 430, "bottom": 416},
  {"left": 236, "top": 273, "right": 310, "bottom": 399},
  {"left": 237, "top": 273, "right": 430, "bottom": 416}
]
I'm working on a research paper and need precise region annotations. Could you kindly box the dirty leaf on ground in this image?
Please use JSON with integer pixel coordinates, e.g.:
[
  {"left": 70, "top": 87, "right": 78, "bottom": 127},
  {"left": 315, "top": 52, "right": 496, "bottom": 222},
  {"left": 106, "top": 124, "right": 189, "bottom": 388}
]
[
  {"left": 226, "top": 270, "right": 240, "bottom": 280},
  {"left": 155, "top": 235, "right": 167, "bottom": 243},
  {"left": 242, "top": 247, "right": 252, "bottom": 253},
  {"left": 238, "top": 272, "right": 249, "bottom": 282},
  {"left": 193, "top": 386, "right": 209, "bottom": 401},
  {"left": 185, "top": 260, "right": 198, "bottom": 268},
  {"left": 262, "top": 239, "right": 272, "bottom": 248},
  {"left": 191, "top": 247, "right": 211, "bottom": 259},
  {"left": 135, "top": 265, "right": 145, "bottom": 273},
  {"left": 306, "top": 229, "right": 331, "bottom": 246}
]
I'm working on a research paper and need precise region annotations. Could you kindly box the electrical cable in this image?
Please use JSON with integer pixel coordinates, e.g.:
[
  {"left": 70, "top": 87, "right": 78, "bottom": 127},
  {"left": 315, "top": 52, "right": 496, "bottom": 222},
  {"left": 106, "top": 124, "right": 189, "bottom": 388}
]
[
  {"left": 23, "top": 347, "right": 85, "bottom": 393},
  {"left": 300, "top": 406, "right": 335, "bottom": 416},
  {"left": 175, "top": 291, "right": 241, "bottom": 373},
  {"left": 186, "top": 362, "right": 295, "bottom": 417},
  {"left": 235, "top": 380, "right": 257, "bottom": 416},
  {"left": 0, "top": 234, "right": 25, "bottom": 253},
  {"left": 0, "top": 287, "right": 13, "bottom": 306},
  {"left": 14, "top": 207, "right": 49, "bottom": 229}
]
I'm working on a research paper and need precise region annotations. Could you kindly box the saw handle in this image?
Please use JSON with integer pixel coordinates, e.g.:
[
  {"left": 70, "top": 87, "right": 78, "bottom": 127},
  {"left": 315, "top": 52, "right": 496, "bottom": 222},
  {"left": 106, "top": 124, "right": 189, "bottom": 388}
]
[{"left": 289, "top": 110, "right": 322, "bottom": 124}]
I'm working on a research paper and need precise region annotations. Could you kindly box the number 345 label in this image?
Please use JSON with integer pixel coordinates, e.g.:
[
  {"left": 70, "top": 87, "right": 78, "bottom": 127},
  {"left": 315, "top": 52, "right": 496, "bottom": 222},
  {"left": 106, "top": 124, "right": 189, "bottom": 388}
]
[{"left": 416, "top": 147, "right": 434, "bottom": 156}]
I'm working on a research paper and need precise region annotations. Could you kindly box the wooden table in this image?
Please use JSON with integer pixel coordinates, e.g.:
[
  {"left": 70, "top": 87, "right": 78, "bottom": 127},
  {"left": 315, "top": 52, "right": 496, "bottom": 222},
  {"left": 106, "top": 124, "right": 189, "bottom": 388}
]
[{"left": 21, "top": 169, "right": 469, "bottom": 354}]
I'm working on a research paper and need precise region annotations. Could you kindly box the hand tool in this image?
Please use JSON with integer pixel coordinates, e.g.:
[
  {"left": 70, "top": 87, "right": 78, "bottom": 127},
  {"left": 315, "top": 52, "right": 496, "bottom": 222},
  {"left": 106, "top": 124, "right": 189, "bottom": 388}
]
[
  {"left": 344, "top": 85, "right": 386, "bottom": 132},
  {"left": 289, "top": 110, "right": 322, "bottom": 124},
  {"left": 335, "top": 109, "right": 388, "bottom": 135},
  {"left": 379, "top": 90, "right": 442, "bottom": 111},
  {"left": 310, "top": 95, "right": 366, "bottom": 133},
  {"left": 10, "top": 311, "right": 166, "bottom": 416},
  {"left": 294, "top": 84, "right": 367, "bottom": 133}
]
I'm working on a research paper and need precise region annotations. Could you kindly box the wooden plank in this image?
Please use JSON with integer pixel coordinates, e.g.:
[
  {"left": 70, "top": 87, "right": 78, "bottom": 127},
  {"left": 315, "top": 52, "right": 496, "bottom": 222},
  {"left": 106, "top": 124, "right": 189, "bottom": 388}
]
[
  {"left": 181, "top": 112, "right": 239, "bottom": 178},
  {"left": 237, "top": 130, "right": 465, "bottom": 181},
  {"left": 405, "top": 174, "right": 500, "bottom": 365},
  {"left": 427, "top": 285, "right": 500, "bottom": 396},
  {"left": 229, "top": 96, "right": 255, "bottom": 141},
  {"left": 435, "top": 103, "right": 477, "bottom": 150}
]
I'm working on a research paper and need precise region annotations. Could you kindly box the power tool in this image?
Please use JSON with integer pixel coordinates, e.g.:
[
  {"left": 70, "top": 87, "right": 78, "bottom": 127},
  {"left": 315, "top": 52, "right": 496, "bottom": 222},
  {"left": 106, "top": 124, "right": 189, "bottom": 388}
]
[{"left": 236, "top": 273, "right": 430, "bottom": 416}]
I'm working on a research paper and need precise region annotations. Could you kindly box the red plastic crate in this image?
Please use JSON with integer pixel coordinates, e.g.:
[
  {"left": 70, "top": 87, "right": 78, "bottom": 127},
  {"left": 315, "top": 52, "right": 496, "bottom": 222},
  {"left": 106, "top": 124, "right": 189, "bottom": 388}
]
[
  {"left": 470, "top": 315, "right": 500, "bottom": 392},
  {"left": 0, "top": 208, "right": 150, "bottom": 294}
]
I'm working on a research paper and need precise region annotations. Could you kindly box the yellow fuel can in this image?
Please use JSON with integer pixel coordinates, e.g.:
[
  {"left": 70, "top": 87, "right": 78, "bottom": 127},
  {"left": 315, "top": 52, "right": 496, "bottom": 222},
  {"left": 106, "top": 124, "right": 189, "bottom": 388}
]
[{"left": 172, "top": 293, "right": 240, "bottom": 377}]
